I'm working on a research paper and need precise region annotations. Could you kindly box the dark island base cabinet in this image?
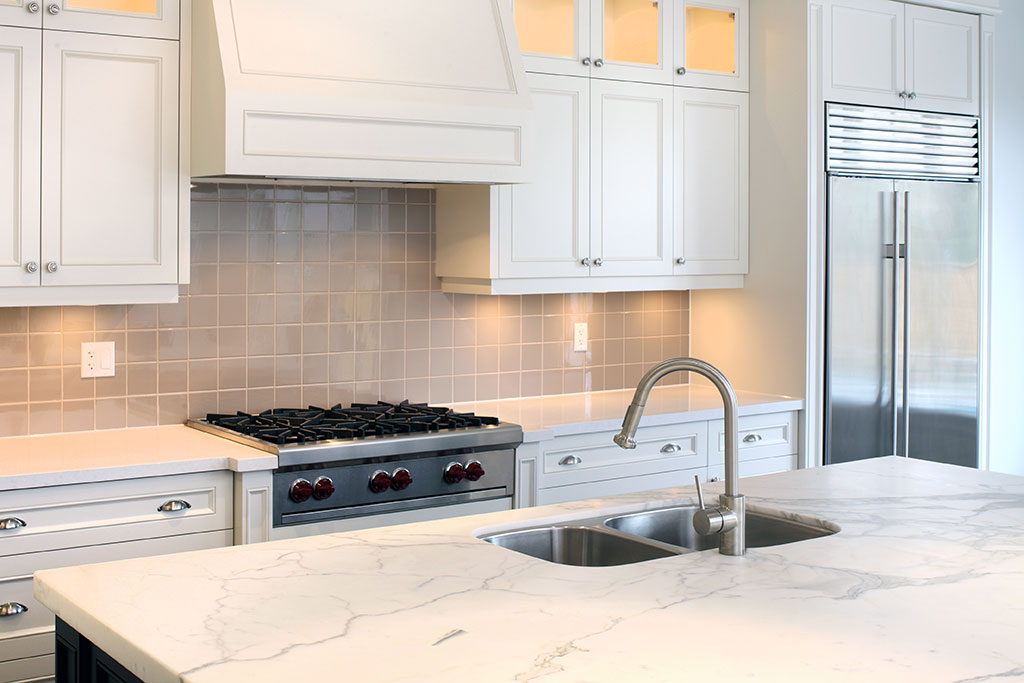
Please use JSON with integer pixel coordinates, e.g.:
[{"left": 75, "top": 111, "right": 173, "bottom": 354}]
[{"left": 54, "top": 619, "right": 144, "bottom": 683}]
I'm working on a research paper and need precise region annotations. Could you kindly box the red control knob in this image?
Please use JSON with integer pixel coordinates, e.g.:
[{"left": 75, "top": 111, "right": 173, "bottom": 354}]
[
  {"left": 369, "top": 470, "right": 393, "bottom": 493},
  {"left": 391, "top": 468, "right": 413, "bottom": 491},
  {"left": 312, "top": 476, "right": 335, "bottom": 500},
  {"left": 443, "top": 462, "right": 467, "bottom": 484},
  {"left": 289, "top": 478, "right": 313, "bottom": 503},
  {"left": 465, "top": 460, "right": 485, "bottom": 482}
]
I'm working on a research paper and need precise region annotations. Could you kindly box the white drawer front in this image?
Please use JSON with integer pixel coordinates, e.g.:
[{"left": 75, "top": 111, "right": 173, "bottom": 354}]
[
  {"left": 708, "top": 411, "right": 798, "bottom": 466},
  {"left": 0, "top": 472, "right": 232, "bottom": 557},
  {"left": 0, "top": 530, "right": 231, "bottom": 642},
  {"left": 536, "top": 468, "right": 707, "bottom": 507},
  {"left": 0, "top": 652, "right": 53, "bottom": 683},
  {"left": 0, "top": 632, "right": 50, "bottom": 667},
  {"left": 541, "top": 422, "right": 708, "bottom": 488},
  {"left": 708, "top": 454, "right": 797, "bottom": 482}
]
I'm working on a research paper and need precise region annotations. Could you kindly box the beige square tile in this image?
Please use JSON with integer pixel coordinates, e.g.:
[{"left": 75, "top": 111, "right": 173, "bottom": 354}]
[
  {"left": 61, "top": 307, "right": 94, "bottom": 332},
  {"left": 29, "top": 367, "right": 61, "bottom": 401},
  {"left": 62, "top": 400, "right": 95, "bottom": 432},
  {"left": 380, "top": 350, "right": 405, "bottom": 381},
  {"left": 381, "top": 264, "right": 406, "bottom": 292},
  {"left": 329, "top": 233, "right": 356, "bottom": 262},
  {"left": 381, "top": 234, "right": 405, "bottom": 262},
  {"left": 248, "top": 264, "right": 276, "bottom": 294},
  {"left": 95, "top": 369, "right": 127, "bottom": 399},
  {"left": 303, "top": 294, "right": 330, "bottom": 323},
  {"left": 275, "top": 355, "right": 302, "bottom": 386},
  {"left": 476, "top": 374, "right": 498, "bottom": 401},
  {"left": 542, "top": 343, "right": 563, "bottom": 370},
  {"left": 329, "top": 353, "right": 355, "bottom": 383},
  {"left": 624, "top": 312, "right": 643, "bottom": 338},
  {"left": 328, "top": 383, "right": 355, "bottom": 407},
  {"left": 500, "top": 345, "right": 521, "bottom": 372},
  {"left": 29, "top": 307, "right": 61, "bottom": 333},
  {"left": 273, "top": 386, "right": 301, "bottom": 406},
  {"left": 0, "top": 335, "right": 27, "bottom": 369},
  {"left": 521, "top": 316, "right": 542, "bottom": 344},
  {"left": 127, "top": 395, "right": 159, "bottom": 427},
  {"left": 405, "top": 349, "right": 429, "bottom": 378},
  {"left": 542, "top": 316, "right": 564, "bottom": 343},
  {"left": 352, "top": 381, "right": 382, "bottom": 404},
  {"left": 354, "top": 293, "right": 380, "bottom": 321},
  {"left": 158, "top": 394, "right": 188, "bottom": 425},
  {"left": 406, "top": 263, "right": 431, "bottom": 291},
  {"left": 29, "top": 401, "right": 62, "bottom": 434},
  {"left": 380, "top": 321, "right": 405, "bottom": 350},
  {"left": 587, "top": 367, "right": 605, "bottom": 392},
  {"left": 94, "top": 332, "right": 126, "bottom": 363},
  {"left": 159, "top": 299, "right": 189, "bottom": 327},
  {"left": 642, "top": 311, "right": 664, "bottom": 337},
  {"left": 499, "top": 317, "right": 521, "bottom": 345},
  {"left": 429, "top": 292, "right": 454, "bottom": 319},
  {"left": 406, "top": 203, "right": 431, "bottom": 231},
  {"left": 521, "top": 344, "right": 542, "bottom": 372},
  {"left": 499, "top": 372, "right": 520, "bottom": 399},
  {"left": 355, "top": 203, "right": 380, "bottom": 231},
  {"left": 604, "top": 292, "right": 624, "bottom": 313},
  {"left": 604, "top": 364, "right": 625, "bottom": 391},
  {"left": 430, "top": 348, "right": 453, "bottom": 376},
  {"left": 477, "top": 346, "right": 499, "bottom": 374},
  {"left": 155, "top": 361, "right": 186, "bottom": 394},
  {"left": 187, "top": 359, "right": 217, "bottom": 392},
  {"left": 302, "top": 354, "right": 329, "bottom": 384},
  {"left": 303, "top": 325, "right": 330, "bottom": 354},
  {"left": 0, "top": 308, "right": 28, "bottom": 334},
  {"left": 157, "top": 329, "right": 188, "bottom": 361},
  {"left": 382, "top": 203, "right": 406, "bottom": 233},
  {"left": 61, "top": 331, "right": 95, "bottom": 365},
  {"left": 303, "top": 263, "right": 330, "bottom": 293},
  {"left": 302, "top": 384, "right": 330, "bottom": 408},
  {"left": 405, "top": 293, "right": 429, "bottom": 320},
  {"left": 247, "top": 356, "right": 275, "bottom": 388},
  {"left": 542, "top": 370, "right": 563, "bottom": 396},
  {"left": 353, "top": 352, "right": 379, "bottom": 382},
  {"left": 624, "top": 338, "right": 644, "bottom": 365},
  {"left": 216, "top": 295, "right": 246, "bottom": 327},
  {"left": 126, "top": 330, "right": 158, "bottom": 362},
  {"left": 355, "top": 264, "right": 381, "bottom": 291},
  {"left": 127, "top": 362, "right": 159, "bottom": 395},
  {"left": 188, "top": 328, "right": 219, "bottom": 359},
  {"left": 453, "top": 319, "right": 475, "bottom": 347},
  {"left": 247, "top": 294, "right": 275, "bottom": 325},
  {"left": 624, "top": 292, "right": 645, "bottom": 312},
  {"left": 274, "top": 294, "right": 303, "bottom": 324},
  {"left": 188, "top": 391, "right": 219, "bottom": 420},
  {"left": 355, "top": 233, "right": 381, "bottom": 261},
  {"left": 126, "top": 304, "right": 159, "bottom": 330},
  {"left": 405, "top": 378, "right": 429, "bottom": 403},
  {"left": 330, "top": 292, "right": 355, "bottom": 322},
  {"left": 0, "top": 404, "right": 31, "bottom": 437},
  {"left": 564, "top": 369, "right": 586, "bottom": 393},
  {"left": 28, "top": 334, "right": 61, "bottom": 366},
  {"left": 329, "top": 323, "right": 355, "bottom": 353},
  {"left": 219, "top": 326, "right": 247, "bottom": 358},
  {"left": 219, "top": 357, "right": 247, "bottom": 390},
  {"left": 246, "top": 326, "right": 274, "bottom": 356},
  {"left": 0, "top": 368, "right": 28, "bottom": 403},
  {"left": 541, "top": 295, "right": 563, "bottom": 317},
  {"left": 405, "top": 320, "right": 429, "bottom": 349},
  {"left": 452, "top": 375, "right": 475, "bottom": 402},
  {"left": 453, "top": 347, "right": 475, "bottom": 375},
  {"left": 429, "top": 377, "right": 453, "bottom": 404},
  {"left": 216, "top": 389, "right": 247, "bottom": 413},
  {"left": 476, "top": 318, "right": 499, "bottom": 346},
  {"left": 63, "top": 367, "right": 95, "bottom": 401},
  {"left": 643, "top": 337, "right": 663, "bottom": 363},
  {"left": 429, "top": 320, "right": 453, "bottom": 347},
  {"left": 624, "top": 363, "right": 644, "bottom": 387},
  {"left": 379, "top": 379, "right": 406, "bottom": 404}
]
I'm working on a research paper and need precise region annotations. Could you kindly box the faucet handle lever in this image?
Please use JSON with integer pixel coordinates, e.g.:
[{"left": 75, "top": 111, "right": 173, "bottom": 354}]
[{"left": 694, "top": 475, "right": 706, "bottom": 510}]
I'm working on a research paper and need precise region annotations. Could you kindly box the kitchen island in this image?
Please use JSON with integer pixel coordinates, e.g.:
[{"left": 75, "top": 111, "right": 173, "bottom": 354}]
[{"left": 34, "top": 457, "right": 1024, "bottom": 682}]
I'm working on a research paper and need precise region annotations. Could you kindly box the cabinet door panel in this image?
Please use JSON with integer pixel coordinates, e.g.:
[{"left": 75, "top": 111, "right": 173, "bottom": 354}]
[
  {"left": 0, "top": 0, "right": 43, "bottom": 28},
  {"left": 591, "top": 79, "right": 672, "bottom": 277},
  {"left": 674, "top": 88, "right": 747, "bottom": 275},
  {"left": 43, "top": 0, "right": 178, "bottom": 40},
  {"left": 591, "top": 0, "right": 673, "bottom": 84},
  {"left": 41, "top": 31, "right": 178, "bottom": 287},
  {"left": 0, "top": 26, "right": 39, "bottom": 288},
  {"left": 824, "top": 0, "right": 904, "bottom": 108},
  {"left": 673, "top": 0, "right": 749, "bottom": 91},
  {"left": 905, "top": 4, "right": 978, "bottom": 115},
  {"left": 499, "top": 73, "right": 590, "bottom": 278},
  {"left": 513, "top": 0, "right": 590, "bottom": 77}
]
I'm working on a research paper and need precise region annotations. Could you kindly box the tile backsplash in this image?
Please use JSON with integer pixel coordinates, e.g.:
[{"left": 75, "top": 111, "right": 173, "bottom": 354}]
[{"left": 0, "top": 183, "right": 689, "bottom": 438}]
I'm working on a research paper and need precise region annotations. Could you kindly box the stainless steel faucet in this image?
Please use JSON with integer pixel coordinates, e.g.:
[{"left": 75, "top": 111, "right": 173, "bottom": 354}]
[{"left": 613, "top": 357, "right": 746, "bottom": 556}]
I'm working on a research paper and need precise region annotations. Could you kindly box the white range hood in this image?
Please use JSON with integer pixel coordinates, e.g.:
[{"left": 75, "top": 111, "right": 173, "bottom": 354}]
[{"left": 191, "top": 0, "right": 532, "bottom": 184}]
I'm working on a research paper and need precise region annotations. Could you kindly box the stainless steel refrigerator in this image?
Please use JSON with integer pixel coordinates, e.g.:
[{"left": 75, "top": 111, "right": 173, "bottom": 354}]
[{"left": 824, "top": 104, "right": 980, "bottom": 467}]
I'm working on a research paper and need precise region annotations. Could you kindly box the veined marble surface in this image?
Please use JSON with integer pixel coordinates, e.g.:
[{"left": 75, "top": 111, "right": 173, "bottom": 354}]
[
  {"left": 0, "top": 425, "right": 276, "bottom": 490},
  {"left": 35, "top": 458, "right": 1024, "bottom": 682},
  {"left": 451, "top": 384, "right": 803, "bottom": 441}
]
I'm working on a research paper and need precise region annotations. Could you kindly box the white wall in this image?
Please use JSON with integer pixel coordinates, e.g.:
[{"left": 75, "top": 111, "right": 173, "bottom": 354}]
[{"left": 988, "top": 2, "right": 1024, "bottom": 474}]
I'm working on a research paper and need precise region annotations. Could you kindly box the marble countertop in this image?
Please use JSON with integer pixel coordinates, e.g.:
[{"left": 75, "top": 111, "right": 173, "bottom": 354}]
[
  {"left": 452, "top": 384, "right": 803, "bottom": 441},
  {"left": 0, "top": 425, "right": 276, "bottom": 490},
  {"left": 35, "top": 457, "right": 1024, "bottom": 682}
]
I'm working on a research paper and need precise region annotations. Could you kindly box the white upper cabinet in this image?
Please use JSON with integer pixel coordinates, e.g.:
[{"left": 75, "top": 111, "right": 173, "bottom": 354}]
[
  {"left": 673, "top": 0, "right": 748, "bottom": 91},
  {"left": 0, "top": 0, "right": 43, "bottom": 28},
  {"left": 0, "top": 26, "right": 40, "bottom": 288},
  {"left": 591, "top": 78, "right": 673, "bottom": 276},
  {"left": 0, "top": 0, "right": 178, "bottom": 38},
  {"left": 513, "top": 0, "right": 591, "bottom": 77},
  {"left": 824, "top": 0, "right": 978, "bottom": 115},
  {"left": 904, "top": 3, "right": 979, "bottom": 116},
  {"left": 41, "top": 31, "right": 178, "bottom": 287},
  {"left": 673, "top": 87, "right": 748, "bottom": 276}
]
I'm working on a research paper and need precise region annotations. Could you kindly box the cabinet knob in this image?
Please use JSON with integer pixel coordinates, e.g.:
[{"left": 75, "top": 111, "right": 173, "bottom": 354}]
[
  {"left": 157, "top": 499, "right": 191, "bottom": 513},
  {"left": 908, "top": 91, "right": 917, "bottom": 100},
  {"left": 0, "top": 602, "right": 28, "bottom": 618},
  {"left": 593, "top": 257, "right": 603, "bottom": 267},
  {"left": 582, "top": 57, "right": 592, "bottom": 66},
  {"left": 24, "top": 261, "right": 38, "bottom": 274},
  {"left": 677, "top": 66, "right": 686, "bottom": 75},
  {"left": 558, "top": 455, "right": 582, "bottom": 466},
  {"left": 47, "top": 2, "right": 60, "bottom": 14},
  {"left": 594, "top": 58, "right": 604, "bottom": 68},
  {"left": 742, "top": 433, "right": 763, "bottom": 444},
  {"left": 45, "top": 261, "right": 58, "bottom": 273},
  {"left": 898, "top": 91, "right": 908, "bottom": 99},
  {"left": 27, "top": 2, "right": 40, "bottom": 12},
  {"left": 580, "top": 257, "right": 591, "bottom": 267},
  {"left": 0, "top": 517, "right": 27, "bottom": 531},
  {"left": 676, "top": 257, "right": 686, "bottom": 265}
]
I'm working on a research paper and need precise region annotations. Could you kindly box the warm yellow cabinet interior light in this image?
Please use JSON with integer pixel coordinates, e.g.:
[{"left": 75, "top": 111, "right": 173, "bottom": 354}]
[
  {"left": 686, "top": 6, "right": 735, "bottom": 74},
  {"left": 515, "top": 0, "right": 576, "bottom": 57},
  {"left": 605, "top": 0, "right": 659, "bottom": 65},
  {"left": 64, "top": 0, "right": 158, "bottom": 15}
]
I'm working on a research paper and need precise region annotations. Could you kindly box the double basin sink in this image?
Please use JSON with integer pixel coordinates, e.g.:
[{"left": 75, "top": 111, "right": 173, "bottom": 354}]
[{"left": 480, "top": 505, "right": 838, "bottom": 567}]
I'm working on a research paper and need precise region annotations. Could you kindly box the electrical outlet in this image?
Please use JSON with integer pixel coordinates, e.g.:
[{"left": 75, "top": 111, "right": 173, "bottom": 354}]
[
  {"left": 81, "top": 341, "right": 115, "bottom": 378},
  {"left": 573, "top": 322, "right": 588, "bottom": 352}
]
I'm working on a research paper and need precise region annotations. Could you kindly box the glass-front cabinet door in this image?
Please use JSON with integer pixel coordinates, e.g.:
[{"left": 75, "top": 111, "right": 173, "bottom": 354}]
[
  {"left": 673, "top": 0, "right": 748, "bottom": 91},
  {"left": 513, "top": 0, "right": 591, "bottom": 77},
  {"left": 42, "top": 0, "right": 178, "bottom": 39},
  {"left": 592, "top": 0, "right": 673, "bottom": 84}
]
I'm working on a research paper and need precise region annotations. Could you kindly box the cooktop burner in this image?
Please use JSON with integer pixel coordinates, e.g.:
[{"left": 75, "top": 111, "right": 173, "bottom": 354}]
[{"left": 204, "top": 401, "right": 501, "bottom": 446}]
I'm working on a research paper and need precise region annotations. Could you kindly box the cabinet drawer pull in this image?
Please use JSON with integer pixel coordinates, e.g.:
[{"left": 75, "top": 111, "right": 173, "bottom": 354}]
[
  {"left": 742, "top": 433, "right": 763, "bottom": 444},
  {"left": 0, "top": 602, "right": 28, "bottom": 617},
  {"left": 157, "top": 499, "right": 192, "bottom": 513},
  {"left": 558, "top": 455, "right": 583, "bottom": 466},
  {"left": 660, "top": 443, "right": 682, "bottom": 454},
  {"left": 0, "top": 517, "right": 26, "bottom": 530}
]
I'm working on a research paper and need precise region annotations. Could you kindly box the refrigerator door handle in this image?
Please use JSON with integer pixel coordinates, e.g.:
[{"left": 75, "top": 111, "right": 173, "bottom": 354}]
[
  {"left": 902, "top": 190, "right": 911, "bottom": 458},
  {"left": 891, "top": 190, "right": 900, "bottom": 458}
]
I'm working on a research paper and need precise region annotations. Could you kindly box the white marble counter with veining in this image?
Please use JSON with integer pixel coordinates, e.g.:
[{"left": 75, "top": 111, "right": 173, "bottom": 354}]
[
  {"left": 34, "top": 457, "right": 1024, "bottom": 682},
  {"left": 452, "top": 384, "right": 803, "bottom": 441},
  {"left": 0, "top": 425, "right": 276, "bottom": 490}
]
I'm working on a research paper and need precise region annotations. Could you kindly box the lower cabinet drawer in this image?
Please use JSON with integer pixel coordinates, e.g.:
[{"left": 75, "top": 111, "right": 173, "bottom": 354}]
[
  {"left": 0, "top": 632, "right": 50, "bottom": 669},
  {"left": 0, "top": 471, "right": 232, "bottom": 557},
  {"left": 0, "top": 530, "right": 232, "bottom": 642},
  {"left": 708, "top": 454, "right": 797, "bottom": 482},
  {"left": 708, "top": 411, "right": 798, "bottom": 466},
  {"left": 0, "top": 652, "right": 53, "bottom": 683},
  {"left": 536, "top": 468, "right": 706, "bottom": 507}
]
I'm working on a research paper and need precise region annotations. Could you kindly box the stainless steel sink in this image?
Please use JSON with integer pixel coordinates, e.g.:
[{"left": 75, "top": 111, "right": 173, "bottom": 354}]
[
  {"left": 480, "top": 525, "right": 682, "bottom": 567},
  {"left": 604, "top": 506, "right": 837, "bottom": 550}
]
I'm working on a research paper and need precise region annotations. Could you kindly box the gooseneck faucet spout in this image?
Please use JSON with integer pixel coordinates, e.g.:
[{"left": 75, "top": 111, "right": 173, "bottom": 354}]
[{"left": 613, "top": 357, "right": 746, "bottom": 556}]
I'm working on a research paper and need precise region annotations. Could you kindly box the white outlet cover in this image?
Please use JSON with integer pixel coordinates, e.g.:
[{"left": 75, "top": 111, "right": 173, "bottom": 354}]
[
  {"left": 573, "top": 322, "right": 588, "bottom": 352},
  {"left": 81, "top": 341, "right": 116, "bottom": 378}
]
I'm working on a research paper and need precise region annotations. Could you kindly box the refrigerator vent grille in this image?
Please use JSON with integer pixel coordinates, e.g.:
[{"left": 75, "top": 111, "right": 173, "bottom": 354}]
[{"left": 827, "top": 104, "right": 979, "bottom": 179}]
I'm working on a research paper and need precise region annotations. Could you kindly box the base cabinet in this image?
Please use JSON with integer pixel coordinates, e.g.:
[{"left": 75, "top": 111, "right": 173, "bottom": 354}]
[{"left": 55, "top": 619, "right": 141, "bottom": 683}]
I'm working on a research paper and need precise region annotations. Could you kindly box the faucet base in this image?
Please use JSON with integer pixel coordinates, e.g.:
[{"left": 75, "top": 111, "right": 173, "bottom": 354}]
[{"left": 719, "top": 494, "right": 746, "bottom": 556}]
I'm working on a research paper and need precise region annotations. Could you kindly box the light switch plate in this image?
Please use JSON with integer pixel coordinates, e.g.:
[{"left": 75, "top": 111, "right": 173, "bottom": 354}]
[
  {"left": 81, "top": 341, "right": 115, "bottom": 378},
  {"left": 573, "top": 322, "right": 588, "bottom": 352}
]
